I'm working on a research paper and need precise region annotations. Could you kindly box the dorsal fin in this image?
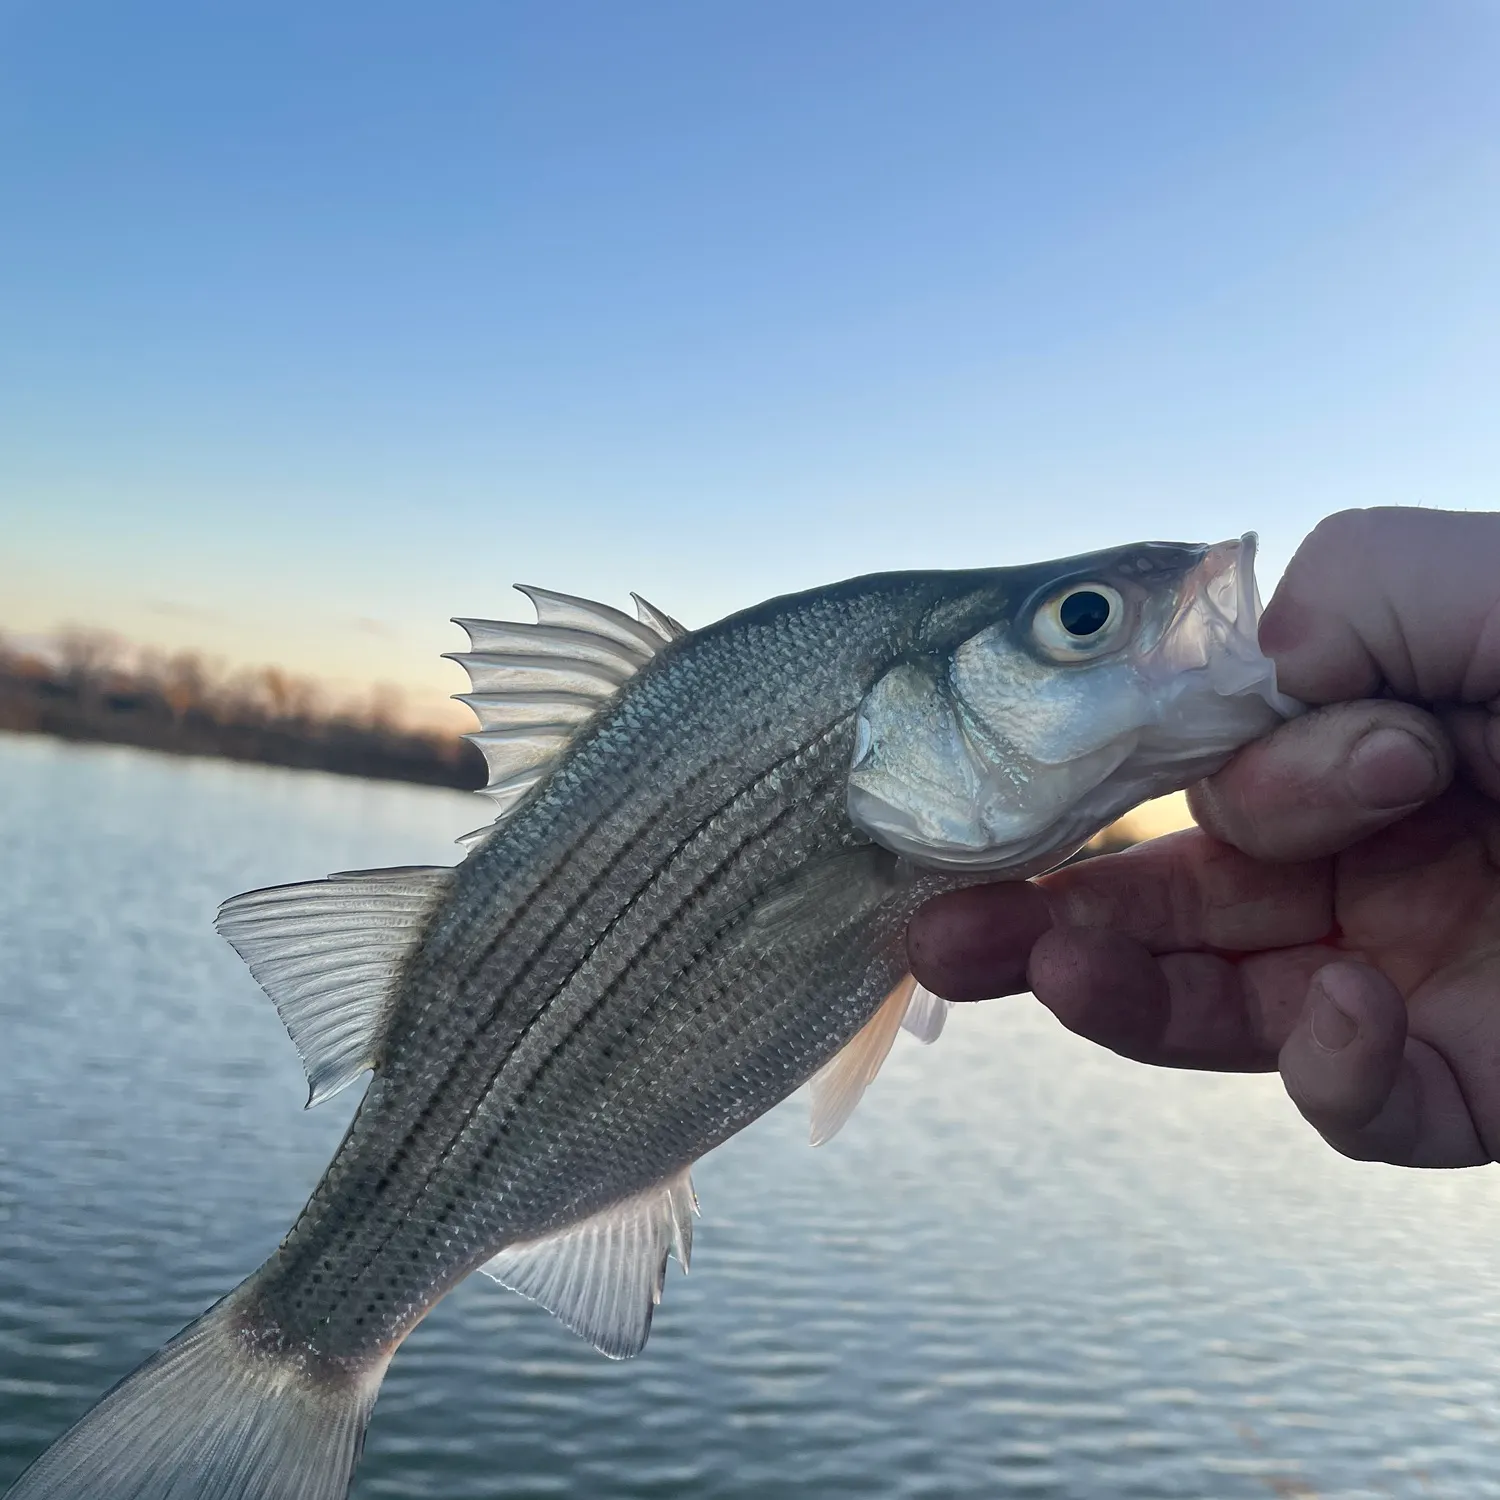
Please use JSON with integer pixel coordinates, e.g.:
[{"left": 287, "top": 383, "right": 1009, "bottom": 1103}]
[
  {"left": 631, "top": 592, "right": 688, "bottom": 642},
  {"left": 215, "top": 866, "right": 454, "bottom": 1106},
  {"left": 517, "top": 585, "right": 670, "bottom": 654},
  {"left": 446, "top": 586, "right": 685, "bottom": 851},
  {"left": 481, "top": 1167, "right": 697, "bottom": 1359}
]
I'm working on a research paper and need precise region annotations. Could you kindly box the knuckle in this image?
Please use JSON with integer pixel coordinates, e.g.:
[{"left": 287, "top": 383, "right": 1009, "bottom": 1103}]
[
  {"left": 1300, "top": 507, "right": 1380, "bottom": 565},
  {"left": 1282, "top": 510, "right": 1386, "bottom": 615}
]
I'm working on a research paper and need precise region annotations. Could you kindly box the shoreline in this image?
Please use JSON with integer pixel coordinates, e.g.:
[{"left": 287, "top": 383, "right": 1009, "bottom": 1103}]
[{"left": 0, "top": 651, "right": 483, "bottom": 793}]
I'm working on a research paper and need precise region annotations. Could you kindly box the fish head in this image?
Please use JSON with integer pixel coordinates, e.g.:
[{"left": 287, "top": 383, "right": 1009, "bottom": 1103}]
[{"left": 847, "top": 534, "right": 1302, "bottom": 874}]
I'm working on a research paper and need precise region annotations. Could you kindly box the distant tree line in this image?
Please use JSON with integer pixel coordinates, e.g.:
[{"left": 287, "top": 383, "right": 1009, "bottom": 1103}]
[
  {"left": 0, "top": 627, "right": 484, "bottom": 790},
  {"left": 0, "top": 627, "right": 1152, "bottom": 852}
]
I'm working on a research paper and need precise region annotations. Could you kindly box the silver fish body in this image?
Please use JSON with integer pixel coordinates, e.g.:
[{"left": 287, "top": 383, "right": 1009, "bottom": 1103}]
[
  {"left": 259, "top": 571, "right": 972, "bottom": 1356},
  {"left": 6, "top": 542, "right": 1297, "bottom": 1499}
]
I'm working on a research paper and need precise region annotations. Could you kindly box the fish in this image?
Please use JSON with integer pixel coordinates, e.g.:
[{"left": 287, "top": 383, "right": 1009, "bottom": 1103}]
[{"left": 5, "top": 534, "right": 1298, "bottom": 1500}]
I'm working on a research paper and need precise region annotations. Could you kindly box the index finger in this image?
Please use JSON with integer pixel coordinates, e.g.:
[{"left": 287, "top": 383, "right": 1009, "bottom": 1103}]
[
  {"left": 1028, "top": 836, "right": 1341, "bottom": 1068},
  {"left": 1026, "top": 923, "right": 1339, "bottom": 1071},
  {"left": 907, "top": 829, "right": 1333, "bottom": 1002}
]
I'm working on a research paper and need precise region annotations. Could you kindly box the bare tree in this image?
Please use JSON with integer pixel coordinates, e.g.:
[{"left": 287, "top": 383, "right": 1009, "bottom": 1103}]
[
  {"left": 0, "top": 625, "right": 478, "bottom": 789},
  {"left": 365, "top": 682, "right": 407, "bottom": 732},
  {"left": 159, "top": 652, "right": 209, "bottom": 725}
]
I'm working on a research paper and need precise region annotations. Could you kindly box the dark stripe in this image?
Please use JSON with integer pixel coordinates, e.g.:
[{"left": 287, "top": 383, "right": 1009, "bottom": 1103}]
[
  {"left": 466, "top": 800, "right": 880, "bottom": 1200},
  {"left": 352, "top": 714, "right": 854, "bottom": 1276},
  {"left": 415, "top": 794, "right": 813, "bottom": 1214},
  {"left": 373, "top": 746, "right": 759, "bottom": 1169}
]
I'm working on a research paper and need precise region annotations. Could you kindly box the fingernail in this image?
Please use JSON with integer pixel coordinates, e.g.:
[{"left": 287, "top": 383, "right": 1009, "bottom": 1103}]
[
  {"left": 1346, "top": 728, "right": 1442, "bottom": 810},
  {"left": 1309, "top": 972, "right": 1358, "bottom": 1053}
]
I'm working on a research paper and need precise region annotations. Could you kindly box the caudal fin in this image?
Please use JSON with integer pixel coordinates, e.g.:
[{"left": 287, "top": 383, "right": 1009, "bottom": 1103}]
[{"left": 5, "top": 1292, "right": 389, "bottom": 1500}]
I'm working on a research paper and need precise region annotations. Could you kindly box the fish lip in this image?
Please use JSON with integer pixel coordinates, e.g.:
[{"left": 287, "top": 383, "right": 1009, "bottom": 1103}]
[
  {"left": 1149, "top": 532, "right": 1257, "bottom": 664},
  {"left": 1184, "top": 531, "right": 1258, "bottom": 629},
  {"left": 1149, "top": 531, "right": 1301, "bottom": 715},
  {"left": 1205, "top": 530, "right": 1261, "bottom": 624}
]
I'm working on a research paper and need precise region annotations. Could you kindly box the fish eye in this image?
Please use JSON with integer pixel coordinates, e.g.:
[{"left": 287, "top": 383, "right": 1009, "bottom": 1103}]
[
  {"left": 1059, "top": 590, "right": 1113, "bottom": 637},
  {"left": 1031, "top": 583, "right": 1127, "bottom": 660}
]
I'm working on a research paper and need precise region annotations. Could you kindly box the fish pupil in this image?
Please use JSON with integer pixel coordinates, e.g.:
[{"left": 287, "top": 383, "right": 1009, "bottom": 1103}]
[{"left": 1059, "top": 590, "right": 1111, "bottom": 637}]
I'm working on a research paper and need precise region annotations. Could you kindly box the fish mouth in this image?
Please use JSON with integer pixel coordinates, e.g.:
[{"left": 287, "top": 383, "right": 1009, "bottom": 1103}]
[{"left": 1151, "top": 532, "right": 1301, "bottom": 714}]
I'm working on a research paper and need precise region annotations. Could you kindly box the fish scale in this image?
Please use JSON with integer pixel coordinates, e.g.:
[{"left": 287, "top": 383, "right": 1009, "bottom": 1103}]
[
  {"left": 6, "top": 542, "right": 1299, "bottom": 1500},
  {"left": 284, "top": 583, "right": 977, "bottom": 1350},
  {"left": 261, "top": 720, "right": 897, "bottom": 1352}
]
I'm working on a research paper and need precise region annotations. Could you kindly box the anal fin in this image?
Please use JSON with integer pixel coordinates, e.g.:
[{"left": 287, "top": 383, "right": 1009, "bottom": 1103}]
[{"left": 481, "top": 1167, "right": 697, "bottom": 1360}]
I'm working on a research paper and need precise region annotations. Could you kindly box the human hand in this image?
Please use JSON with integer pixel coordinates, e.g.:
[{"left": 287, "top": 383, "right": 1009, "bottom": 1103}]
[{"left": 909, "top": 508, "right": 1500, "bottom": 1167}]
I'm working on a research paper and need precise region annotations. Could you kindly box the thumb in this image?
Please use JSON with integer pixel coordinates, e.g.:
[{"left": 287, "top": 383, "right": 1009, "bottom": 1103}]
[{"left": 1190, "top": 701, "right": 1451, "bottom": 862}]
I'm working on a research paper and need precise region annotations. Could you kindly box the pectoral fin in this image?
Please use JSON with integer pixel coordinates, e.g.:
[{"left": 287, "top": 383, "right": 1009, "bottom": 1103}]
[
  {"left": 808, "top": 973, "right": 920, "bottom": 1147},
  {"left": 901, "top": 982, "right": 949, "bottom": 1044},
  {"left": 745, "top": 845, "right": 899, "bottom": 948}
]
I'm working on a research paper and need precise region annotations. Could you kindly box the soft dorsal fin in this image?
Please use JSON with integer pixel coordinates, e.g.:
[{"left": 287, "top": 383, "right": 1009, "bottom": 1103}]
[
  {"left": 481, "top": 1167, "right": 697, "bottom": 1359},
  {"left": 807, "top": 974, "right": 947, "bottom": 1145},
  {"left": 447, "top": 587, "right": 685, "bottom": 850},
  {"left": 215, "top": 866, "right": 455, "bottom": 1106}
]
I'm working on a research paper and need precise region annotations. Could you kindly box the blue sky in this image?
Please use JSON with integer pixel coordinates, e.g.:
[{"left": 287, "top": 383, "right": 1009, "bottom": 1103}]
[{"left": 2, "top": 2, "right": 1496, "bottom": 725}]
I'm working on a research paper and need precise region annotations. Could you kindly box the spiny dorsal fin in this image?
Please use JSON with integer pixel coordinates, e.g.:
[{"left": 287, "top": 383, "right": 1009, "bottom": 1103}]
[
  {"left": 631, "top": 592, "right": 687, "bottom": 642},
  {"left": 446, "top": 586, "right": 686, "bottom": 850},
  {"left": 215, "top": 866, "right": 455, "bottom": 1106},
  {"left": 481, "top": 1167, "right": 697, "bottom": 1359},
  {"left": 808, "top": 974, "right": 949, "bottom": 1145},
  {"left": 519, "top": 585, "right": 673, "bottom": 654}
]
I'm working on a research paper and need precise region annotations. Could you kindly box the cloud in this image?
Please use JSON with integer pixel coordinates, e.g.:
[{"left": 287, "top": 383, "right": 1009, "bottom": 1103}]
[
  {"left": 353, "top": 616, "right": 400, "bottom": 639},
  {"left": 145, "top": 599, "right": 225, "bottom": 624}
]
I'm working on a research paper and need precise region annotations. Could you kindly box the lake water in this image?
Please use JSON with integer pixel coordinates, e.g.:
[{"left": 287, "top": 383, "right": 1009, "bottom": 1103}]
[{"left": 2, "top": 734, "right": 1500, "bottom": 1499}]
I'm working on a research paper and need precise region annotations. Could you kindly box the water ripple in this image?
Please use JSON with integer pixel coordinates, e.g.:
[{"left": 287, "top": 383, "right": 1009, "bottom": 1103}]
[{"left": 3, "top": 737, "right": 1500, "bottom": 1497}]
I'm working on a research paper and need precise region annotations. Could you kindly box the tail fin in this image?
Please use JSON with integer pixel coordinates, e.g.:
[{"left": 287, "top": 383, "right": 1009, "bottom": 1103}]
[{"left": 5, "top": 1292, "right": 389, "bottom": 1500}]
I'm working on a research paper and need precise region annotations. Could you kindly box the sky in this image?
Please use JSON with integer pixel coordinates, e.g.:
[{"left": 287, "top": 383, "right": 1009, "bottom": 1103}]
[{"left": 2, "top": 2, "right": 1497, "bottom": 728}]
